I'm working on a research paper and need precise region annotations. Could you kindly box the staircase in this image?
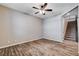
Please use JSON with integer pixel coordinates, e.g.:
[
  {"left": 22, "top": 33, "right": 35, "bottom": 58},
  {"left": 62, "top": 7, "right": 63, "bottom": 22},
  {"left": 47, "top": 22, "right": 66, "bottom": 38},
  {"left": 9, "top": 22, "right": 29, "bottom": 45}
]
[
  {"left": 64, "top": 21, "right": 71, "bottom": 40},
  {"left": 65, "top": 26, "right": 72, "bottom": 40},
  {"left": 64, "top": 21, "right": 76, "bottom": 41},
  {"left": 65, "top": 33, "right": 72, "bottom": 40}
]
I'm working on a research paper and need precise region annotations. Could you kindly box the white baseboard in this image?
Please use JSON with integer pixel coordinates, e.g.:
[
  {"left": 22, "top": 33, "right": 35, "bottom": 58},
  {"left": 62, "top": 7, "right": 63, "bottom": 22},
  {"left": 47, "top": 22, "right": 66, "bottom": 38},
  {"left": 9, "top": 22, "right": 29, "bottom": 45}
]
[
  {"left": 43, "top": 36, "right": 63, "bottom": 42},
  {"left": 0, "top": 37, "right": 63, "bottom": 49},
  {"left": 0, "top": 38, "right": 39, "bottom": 49}
]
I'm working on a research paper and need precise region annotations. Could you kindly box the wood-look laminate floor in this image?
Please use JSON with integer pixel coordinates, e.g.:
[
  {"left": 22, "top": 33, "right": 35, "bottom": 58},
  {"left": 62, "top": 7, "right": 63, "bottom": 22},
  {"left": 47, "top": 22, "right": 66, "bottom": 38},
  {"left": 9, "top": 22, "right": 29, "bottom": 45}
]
[{"left": 0, "top": 39, "right": 78, "bottom": 56}]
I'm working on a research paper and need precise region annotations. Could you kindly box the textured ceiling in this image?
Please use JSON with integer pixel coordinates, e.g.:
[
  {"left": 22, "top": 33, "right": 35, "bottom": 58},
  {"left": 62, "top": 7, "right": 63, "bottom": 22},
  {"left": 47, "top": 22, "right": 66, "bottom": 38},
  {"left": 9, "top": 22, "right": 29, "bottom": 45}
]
[{"left": 0, "top": 3, "right": 78, "bottom": 19}]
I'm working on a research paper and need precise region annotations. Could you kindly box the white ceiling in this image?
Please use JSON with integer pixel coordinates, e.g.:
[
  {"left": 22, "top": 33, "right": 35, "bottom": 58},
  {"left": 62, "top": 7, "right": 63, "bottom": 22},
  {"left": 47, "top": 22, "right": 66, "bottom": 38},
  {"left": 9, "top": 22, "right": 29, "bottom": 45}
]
[{"left": 0, "top": 3, "right": 78, "bottom": 19}]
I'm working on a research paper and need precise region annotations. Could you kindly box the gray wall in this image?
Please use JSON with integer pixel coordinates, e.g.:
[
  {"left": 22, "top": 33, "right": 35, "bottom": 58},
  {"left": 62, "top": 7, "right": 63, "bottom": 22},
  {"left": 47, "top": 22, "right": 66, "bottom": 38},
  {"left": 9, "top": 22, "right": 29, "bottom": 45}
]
[
  {"left": 43, "top": 15, "right": 63, "bottom": 42},
  {"left": 78, "top": 6, "right": 79, "bottom": 41},
  {"left": 0, "top": 5, "right": 42, "bottom": 48}
]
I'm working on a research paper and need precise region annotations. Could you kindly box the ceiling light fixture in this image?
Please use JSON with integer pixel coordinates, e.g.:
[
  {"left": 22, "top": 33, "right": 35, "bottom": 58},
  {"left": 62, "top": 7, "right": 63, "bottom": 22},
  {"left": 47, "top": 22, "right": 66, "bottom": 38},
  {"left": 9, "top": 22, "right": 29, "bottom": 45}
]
[
  {"left": 39, "top": 10, "right": 45, "bottom": 14},
  {"left": 32, "top": 3, "right": 52, "bottom": 15}
]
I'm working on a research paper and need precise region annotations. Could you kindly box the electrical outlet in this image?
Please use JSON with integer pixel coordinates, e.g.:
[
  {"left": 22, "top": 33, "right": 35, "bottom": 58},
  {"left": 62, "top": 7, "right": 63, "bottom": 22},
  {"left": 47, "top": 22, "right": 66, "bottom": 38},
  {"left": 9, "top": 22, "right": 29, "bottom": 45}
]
[
  {"left": 14, "top": 40, "right": 16, "bottom": 42},
  {"left": 8, "top": 41, "right": 10, "bottom": 43}
]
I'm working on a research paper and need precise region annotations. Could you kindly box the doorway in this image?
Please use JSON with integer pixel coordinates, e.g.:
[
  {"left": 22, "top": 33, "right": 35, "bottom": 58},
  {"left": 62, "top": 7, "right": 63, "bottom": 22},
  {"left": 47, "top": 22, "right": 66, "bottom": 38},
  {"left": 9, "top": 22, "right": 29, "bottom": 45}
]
[{"left": 64, "top": 17, "right": 78, "bottom": 42}]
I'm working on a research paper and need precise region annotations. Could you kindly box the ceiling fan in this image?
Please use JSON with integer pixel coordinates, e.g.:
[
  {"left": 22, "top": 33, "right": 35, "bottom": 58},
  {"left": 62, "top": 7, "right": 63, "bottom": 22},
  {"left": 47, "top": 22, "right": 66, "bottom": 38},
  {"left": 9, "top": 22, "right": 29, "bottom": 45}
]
[{"left": 32, "top": 3, "right": 52, "bottom": 15}]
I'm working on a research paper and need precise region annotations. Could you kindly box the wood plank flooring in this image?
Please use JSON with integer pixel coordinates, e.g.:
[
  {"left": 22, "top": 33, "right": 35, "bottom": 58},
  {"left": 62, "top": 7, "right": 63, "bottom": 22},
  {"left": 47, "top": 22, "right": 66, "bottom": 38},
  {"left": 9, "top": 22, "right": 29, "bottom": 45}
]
[{"left": 0, "top": 39, "right": 78, "bottom": 56}]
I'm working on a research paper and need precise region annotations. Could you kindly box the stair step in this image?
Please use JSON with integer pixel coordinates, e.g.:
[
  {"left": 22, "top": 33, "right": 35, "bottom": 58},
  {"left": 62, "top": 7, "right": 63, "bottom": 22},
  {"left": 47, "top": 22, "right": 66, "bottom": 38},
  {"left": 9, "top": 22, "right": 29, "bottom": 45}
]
[
  {"left": 65, "top": 37, "right": 72, "bottom": 38},
  {"left": 66, "top": 35, "right": 72, "bottom": 37},
  {"left": 65, "top": 36, "right": 72, "bottom": 37},
  {"left": 66, "top": 34, "right": 71, "bottom": 35},
  {"left": 65, "top": 38, "right": 72, "bottom": 39},
  {"left": 65, "top": 38, "right": 71, "bottom": 39},
  {"left": 65, "top": 37, "right": 71, "bottom": 38},
  {"left": 66, "top": 37, "right": 72, "bottom": 38},
  {"left": 65, "top": 36, "right": 72, "bottom": 38}
]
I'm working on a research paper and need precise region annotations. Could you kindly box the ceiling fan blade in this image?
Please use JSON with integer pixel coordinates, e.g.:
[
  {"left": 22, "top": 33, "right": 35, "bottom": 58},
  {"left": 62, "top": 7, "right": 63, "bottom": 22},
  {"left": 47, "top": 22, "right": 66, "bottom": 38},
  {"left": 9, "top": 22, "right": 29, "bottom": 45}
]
[
  {"left": 45, "top": 9, "right": 52, "bottom": 11},
  {"left": 43, "top": 3, "right": 47, "bottom": 7},
  {"left": 41, "top": 3, "right": 48, "bottom": 9},
  {"left": 35, "top": 11, "right": 39, "bottom": 14},
  {"left": 32, "top": 6, "right": 39, "bottom": 9}
]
